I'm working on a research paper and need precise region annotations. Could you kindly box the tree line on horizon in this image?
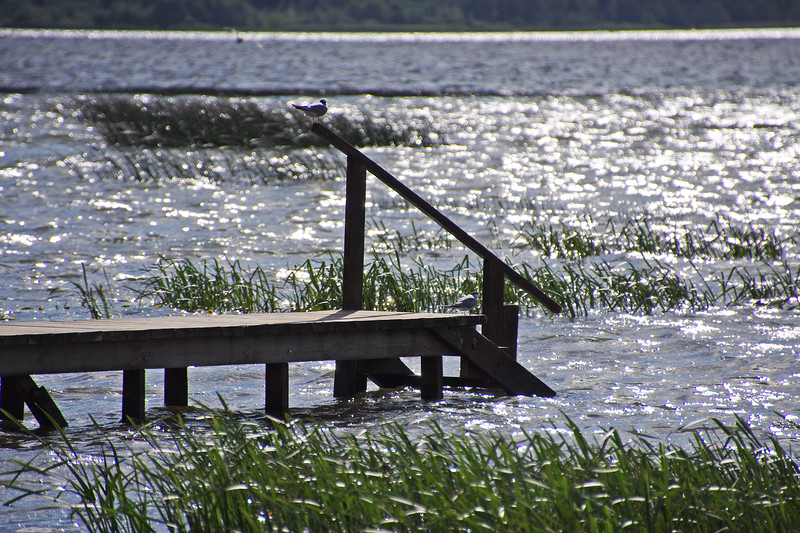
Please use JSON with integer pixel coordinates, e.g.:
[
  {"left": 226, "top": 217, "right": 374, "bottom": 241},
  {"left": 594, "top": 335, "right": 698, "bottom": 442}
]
[{"left": 3, "top": 0, "right": 799, "bottom": 31}]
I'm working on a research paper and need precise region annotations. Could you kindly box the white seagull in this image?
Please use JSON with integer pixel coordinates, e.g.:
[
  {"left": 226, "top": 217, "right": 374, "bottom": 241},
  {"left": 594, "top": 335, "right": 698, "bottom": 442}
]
[
  {"left": 292, "top": 99, "right": 327, "bottom": 123},
  {"left": 442, "top": 292, "right": 480, "bottom": 314}
]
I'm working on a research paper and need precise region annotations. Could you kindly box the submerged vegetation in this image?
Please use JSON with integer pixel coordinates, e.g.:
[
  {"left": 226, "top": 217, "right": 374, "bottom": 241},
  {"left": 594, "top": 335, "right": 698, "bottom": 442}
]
[
  {"left": 73, "top": 96, "right": 443, "bottom": 149},
  {"left": 3, "top": 410, "right": 800, "bottom": 532},
  {"left": 64, "top": 145, "right": 344, "bottom": 184},
  {"left": 61, "top": 95, "right": 442, "bottom": 185}
]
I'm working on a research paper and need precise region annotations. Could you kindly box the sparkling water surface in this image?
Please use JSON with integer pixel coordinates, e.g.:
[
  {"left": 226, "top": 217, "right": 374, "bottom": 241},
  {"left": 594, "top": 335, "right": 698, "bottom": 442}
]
[{"left": 1, "top": 28, "right": 800, "bottom": 530}]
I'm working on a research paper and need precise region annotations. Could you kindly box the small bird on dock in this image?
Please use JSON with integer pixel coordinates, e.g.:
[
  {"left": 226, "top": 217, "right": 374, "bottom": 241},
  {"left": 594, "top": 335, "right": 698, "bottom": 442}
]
[
  {"left": 292, "top": 99, "right": 327, "bottom": 123},
  {"left": 442, "top": 292, "right": 480, "bottom": 314}
]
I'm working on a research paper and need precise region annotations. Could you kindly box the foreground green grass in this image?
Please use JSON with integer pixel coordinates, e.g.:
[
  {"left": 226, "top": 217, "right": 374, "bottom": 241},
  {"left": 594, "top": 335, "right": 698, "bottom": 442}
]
[{"left": 3, "top": 412, "right": 799, "bottom": 532}]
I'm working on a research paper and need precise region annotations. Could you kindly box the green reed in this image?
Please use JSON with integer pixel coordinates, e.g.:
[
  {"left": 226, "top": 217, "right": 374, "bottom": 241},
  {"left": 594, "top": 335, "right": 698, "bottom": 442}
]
[
  {"left": 73, "top": 96, "right": 443, "bottom": 149},
  {"left": 133, "top": 253, "right": 479, "bottom": 314},
  {"left": 121, "top": 252, "right": 800, "bottom": 320},
  {"left": 134, "top": 257, "right": 281, "bottom": 313},
  {"left": 71, "top": 264, "right": 114, "bottom": 319},
  {"left": 4, "top": 410, "right": 799, "bottom": 532},
  {"left": 514, "top": 214, "right": 796, "bottom": 262}
]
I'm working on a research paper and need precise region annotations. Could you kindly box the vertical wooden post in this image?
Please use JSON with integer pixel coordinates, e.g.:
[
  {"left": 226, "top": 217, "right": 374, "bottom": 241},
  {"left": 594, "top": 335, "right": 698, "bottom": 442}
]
[
  {"left": 122, "top": 369, "right": 146, "bottom": 423},
  {"left": 164, "top": 367, "right": 188, "bottom": 407},
  {"left": 420, "top": 356, "right": 443, "bottom": 401},
  {"left": 462, "top": 258, "right": 506, "bottom": 378},
  {"left": 500, "top": 303, "right": 519, "bottom": 359},
  {"left": 265, "top": 362, "right": 289, "bottom": 417},
  {"left": 0, "top": 376, "right": 25, "bottom": 422},
  {"left": 335, "top": 155, "right": 368, "bottom": 398},
  {"left": 481, "top": 258, "right": 506, "bottom": 343}
]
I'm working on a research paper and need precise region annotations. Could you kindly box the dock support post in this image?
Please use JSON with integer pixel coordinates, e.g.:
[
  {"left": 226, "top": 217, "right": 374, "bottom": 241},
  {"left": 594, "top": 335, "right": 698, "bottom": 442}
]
[
  {"left": 462, "top": 258, "right": 508, "bottom": 378},
  {"left": 0, "top": 376, "right": 25, "bottom": 422},
  {"left": 420, "top": 356, "right": 443, "bottom": 401},
  {"left": 164, "top": 367, "right": 188, "bottom": 407},
  {"left": 122, "top": 369, "right": 146, "bottom": 423},
  {"left": 335, "top": 155, "right": 368, "bottom": 398},
  {"left": 265, "top": 363, "right": 289, "bottom": 417},
  {"left": 1, "top": 375, "right": 68, "bottom": 428},
  {"left": 499, "top": 303, "right": 519, "bottom": 359}
]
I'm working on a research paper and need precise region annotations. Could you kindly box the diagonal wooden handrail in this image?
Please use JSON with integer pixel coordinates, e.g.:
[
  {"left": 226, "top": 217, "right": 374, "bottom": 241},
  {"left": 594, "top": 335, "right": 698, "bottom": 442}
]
[{"left": 312, "top": 123, "right": 562, "bottom": 314}]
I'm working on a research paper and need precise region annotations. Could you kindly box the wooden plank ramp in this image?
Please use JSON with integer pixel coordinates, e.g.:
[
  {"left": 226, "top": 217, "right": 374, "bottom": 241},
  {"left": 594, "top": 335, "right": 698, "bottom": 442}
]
[{"left": 0, "top": 310, "right": 555, "bottom": 427}]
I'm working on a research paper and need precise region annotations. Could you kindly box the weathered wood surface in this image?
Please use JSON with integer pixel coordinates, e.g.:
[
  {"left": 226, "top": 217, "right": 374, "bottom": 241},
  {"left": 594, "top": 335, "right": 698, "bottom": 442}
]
[
  {"left": 431, "top": 326, "right": 556, "bottom": 398},
  {"left": 0, "top": 311, "right": 484, "bottom": 375}
]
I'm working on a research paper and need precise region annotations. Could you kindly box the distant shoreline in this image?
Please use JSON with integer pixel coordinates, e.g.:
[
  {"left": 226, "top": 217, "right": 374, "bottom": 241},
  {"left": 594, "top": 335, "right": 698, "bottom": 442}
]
[{"left": 3, "top": 26, "right": 800, "bottom": 41}]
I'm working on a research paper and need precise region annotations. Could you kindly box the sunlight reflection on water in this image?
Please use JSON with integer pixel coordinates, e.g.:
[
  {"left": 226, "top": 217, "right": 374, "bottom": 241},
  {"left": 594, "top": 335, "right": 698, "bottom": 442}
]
[{"left": 1, "top": 30, "right": 800, "bottom": 529}]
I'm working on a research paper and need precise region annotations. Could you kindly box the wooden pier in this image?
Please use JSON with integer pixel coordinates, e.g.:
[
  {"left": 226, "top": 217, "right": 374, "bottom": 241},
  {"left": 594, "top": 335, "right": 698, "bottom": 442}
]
[
  {"left": 0, "top": 310, "right": 554, "bottom": 427},
  {"left": 1, "top": 123, "right": 561, "bottom": 428}
]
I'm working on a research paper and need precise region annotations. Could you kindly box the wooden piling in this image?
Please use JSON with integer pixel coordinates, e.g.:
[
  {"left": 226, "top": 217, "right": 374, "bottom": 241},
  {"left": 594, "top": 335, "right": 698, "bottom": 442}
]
[
  {"left": 164, "top": 367, "right": 188, "bottom": 407},
  {"left": 420, "top": 355, "right": 443, "bottom": 401},
  {"left": 335, "top": 155, "right": 369, "bottom": 398},
  {"left": 0, "top": 375, "right": 67, "bottom": 428},
  {"left": 265, "top": 362, "right": 289, "bottom": 417},
  {"left": 122, "top": 369, "right": 146, "bottom": 423},
  {"left": 0, "top": 376, "right": 25, "bottom": 422}
]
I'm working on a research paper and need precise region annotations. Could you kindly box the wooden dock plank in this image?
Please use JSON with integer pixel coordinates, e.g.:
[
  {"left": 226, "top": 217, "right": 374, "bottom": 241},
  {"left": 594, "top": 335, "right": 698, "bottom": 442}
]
[
  {"left": 0, "top": 311, "right": 483, "bottom": 346},
  {"left": 0, "top": 311, "right": 481, "bottom": 375},
  {"left": 1, "top": 311, "right": 555, "bottom": 426}
]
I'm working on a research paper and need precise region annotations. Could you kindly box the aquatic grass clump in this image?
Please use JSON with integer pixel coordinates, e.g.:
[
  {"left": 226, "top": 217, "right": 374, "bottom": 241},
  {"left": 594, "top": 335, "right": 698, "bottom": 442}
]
[
  {"left": 714, "top": 260, "right": 800, "bottom": 308},
  {"left": 66, "top": 145, "right": 344, "bottom": 185},
  {"left": 134, "top": 253, "right": 479, "bottom": 315},
  {"left": 513, "top": 258, "right": 713, "bottom": 318},
  {"left": 71, "top": 264, "right": 114, "bottom": 319},
  {"left": 513, "top": 214, "right": 797, "bottom": 262},
  {"left": 4, "top": 412, "right": 800, "bottom": 532},
  {"left": 265, "top": 252, "right": 480, "bottom": 313},
  {"left": 73, "top": 96, "right": 444, "bottom": 149},
  {"left": 129, "top": 253, "right": 799, "bottom": 320},
  {"left": 134, "top": 257, "right": 281, "bottom": 314}
]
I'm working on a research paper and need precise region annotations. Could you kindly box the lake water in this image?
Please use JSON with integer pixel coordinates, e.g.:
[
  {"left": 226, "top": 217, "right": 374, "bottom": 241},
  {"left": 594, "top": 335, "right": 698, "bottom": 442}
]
[{"left": 1, "top": 28, "right": 800, "bottom": 530}]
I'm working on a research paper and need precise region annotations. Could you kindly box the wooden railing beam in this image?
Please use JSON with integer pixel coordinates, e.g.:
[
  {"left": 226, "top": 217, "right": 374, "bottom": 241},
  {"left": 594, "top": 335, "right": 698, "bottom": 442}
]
[{"left": 312, "top": 123, "right": 561, "bottom": 314}]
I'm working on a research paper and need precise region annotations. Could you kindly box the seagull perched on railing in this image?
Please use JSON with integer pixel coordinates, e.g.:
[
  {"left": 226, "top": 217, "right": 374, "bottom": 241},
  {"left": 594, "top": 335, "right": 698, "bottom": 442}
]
[
  {"left": 292, "top": 99, "right": 327, "bottom": 123},
  {"left": 442, "top": 292, "right": 480, "bottom": 314}
]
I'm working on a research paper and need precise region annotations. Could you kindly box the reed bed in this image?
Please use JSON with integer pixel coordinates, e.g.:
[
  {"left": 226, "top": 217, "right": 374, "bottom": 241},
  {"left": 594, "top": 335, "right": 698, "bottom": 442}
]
[
  {"left": 517, "top": 259, "right": 800, "bottom": 318},
  {"left": 134, "top": 258, "right": 281, "bottom": 313},
  {"left": 3, "top": 411, "right": 799, "bottom": 532},
  {"left": 73, "top": 96, "right": 443, "bottom": 149},
  {"left": 513, "top": 214, "right": 796, "bottom": 262},
  {"left": 66, "top": 145, "right": 344, "bottom": 184},
  {"left": 122, "top": 250, "right": 799, "bottom": 322},
  {"left": 132, "top": 253, "right": 479, "bottom": 314}
]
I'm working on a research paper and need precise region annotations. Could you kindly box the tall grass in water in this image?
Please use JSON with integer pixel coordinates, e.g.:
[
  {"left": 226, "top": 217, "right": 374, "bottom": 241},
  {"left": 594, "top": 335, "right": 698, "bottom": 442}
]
[
  {"left": 66, "top": 145, "right": 344, "bottom": 185},
  {"left": 513, "top": 214, "right": 796, "bottom": 261},
  {"left": 135, "top": 258, "right": 281, "bottom": 313},
  {"left": 127, "top": 252, "right": 798, "bottom": 320},
  {"left": 3, "top": 411, "right": 799, "bottom": 532},
  {"left": 73, "top": 96, "right": 444, "bottom": 149},
  {"left": 71, "top": 264, "right": 114, "bottom": 319},
  {"left": 134, "top": 253, "right": 479, "bottom": 314}
]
